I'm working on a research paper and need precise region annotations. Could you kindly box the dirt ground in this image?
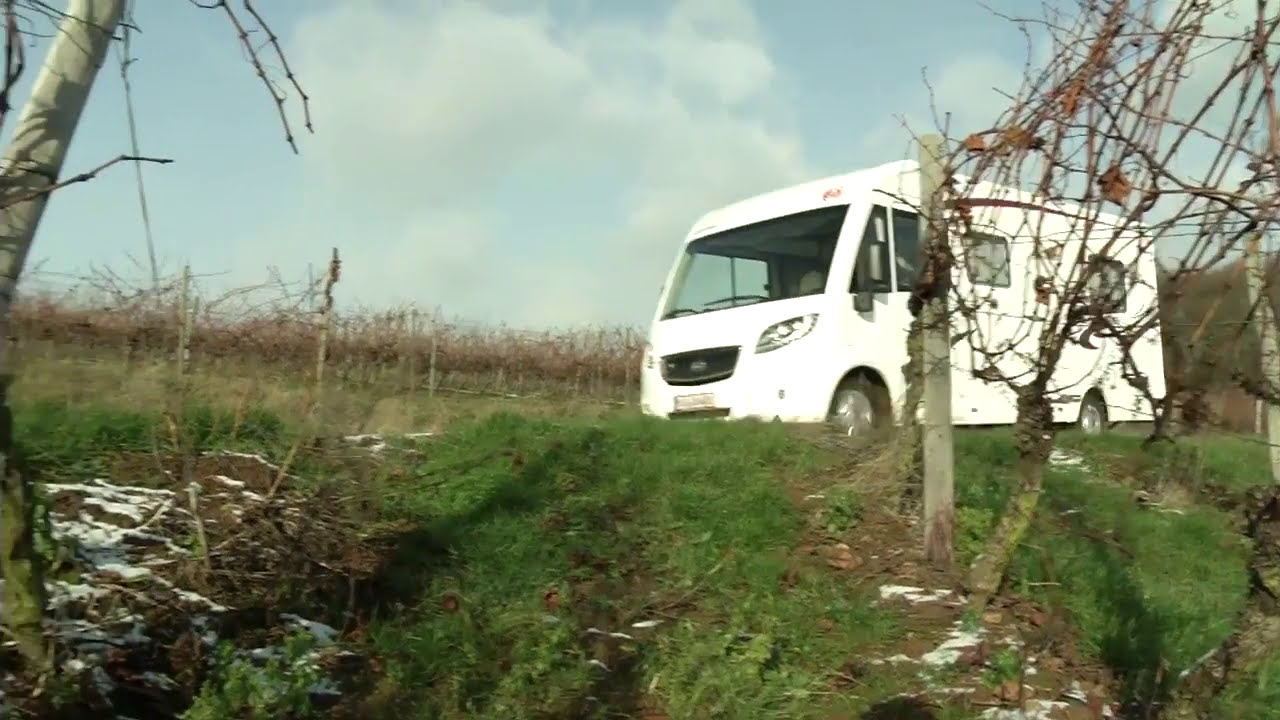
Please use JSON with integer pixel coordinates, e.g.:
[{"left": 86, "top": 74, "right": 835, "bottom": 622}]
[{"left": 789, "top": 482, "right": 1120, "bottom": 720}]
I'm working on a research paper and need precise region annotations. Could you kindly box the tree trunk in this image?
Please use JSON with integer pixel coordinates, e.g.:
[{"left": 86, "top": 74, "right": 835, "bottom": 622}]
[
  {"left": 1162, "top": 487, "right": 1280, "bottom": 719},
  {"left": 0, "top": 0, "right": 126, "bottom": 669},
  {"left": 897, "top": 313, "right": 924, "bottom": 485},
  {"left": 967, "top": 384, "right": 1054, "bottom": 608}
]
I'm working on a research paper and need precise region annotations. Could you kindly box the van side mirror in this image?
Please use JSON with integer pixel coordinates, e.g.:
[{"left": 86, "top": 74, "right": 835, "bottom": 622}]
[
  {"left": 854, "top": 291, "right": 874, "bottom": 313},
  {"left": 869, "top": 243, "right": 885, "bottom": 283}
]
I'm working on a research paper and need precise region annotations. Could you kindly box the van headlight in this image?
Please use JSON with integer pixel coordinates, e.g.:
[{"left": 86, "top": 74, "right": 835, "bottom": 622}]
[{"left": 755, "top": 314, "right": 818, "bottom": 354}]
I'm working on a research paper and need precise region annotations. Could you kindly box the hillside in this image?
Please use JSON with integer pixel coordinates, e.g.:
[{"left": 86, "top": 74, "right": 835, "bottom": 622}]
[{"left": 2, "top": 387, "right": 1276, "bottom": 718}]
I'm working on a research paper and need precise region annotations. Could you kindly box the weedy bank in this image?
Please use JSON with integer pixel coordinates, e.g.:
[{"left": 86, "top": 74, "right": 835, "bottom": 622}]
[{"left": 2, "top": 378, "right": 1276, "bottom": 719}]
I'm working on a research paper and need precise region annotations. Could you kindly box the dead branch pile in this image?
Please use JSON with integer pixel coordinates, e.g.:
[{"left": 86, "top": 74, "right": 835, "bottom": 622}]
[{"left": 0, "top": 450, "right": 405, "bottom": 719}]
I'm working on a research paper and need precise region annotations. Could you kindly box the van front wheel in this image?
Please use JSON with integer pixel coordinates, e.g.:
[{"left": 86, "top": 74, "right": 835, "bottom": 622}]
[{"left": 828, "top": 376, "right": 889, "bottom": 436}]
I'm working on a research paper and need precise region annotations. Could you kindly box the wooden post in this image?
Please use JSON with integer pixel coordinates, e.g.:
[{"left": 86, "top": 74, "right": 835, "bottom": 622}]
[
  {"left": 428, "top": 306, "right": 439, "bottom": 398},
  {"left": 176, "top": 264, "right": 191, "bottom": 377},
  {"left": 1246, "top": 234, "right": 1280, "bottom": 481},
  {"left": 408, "top": 308, "right": 420, "bottom": 394},
  {"left": 918, "top": 134, "right": 956, "bottom": 567}
]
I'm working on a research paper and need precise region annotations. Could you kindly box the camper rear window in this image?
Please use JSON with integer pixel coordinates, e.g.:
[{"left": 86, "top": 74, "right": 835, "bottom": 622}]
[
  {"left": 1087, "top": 256, "right": 1127, "bottom": 313},
  {"left": 965, "top": 233, "right": 1011, "bottom": 287}
]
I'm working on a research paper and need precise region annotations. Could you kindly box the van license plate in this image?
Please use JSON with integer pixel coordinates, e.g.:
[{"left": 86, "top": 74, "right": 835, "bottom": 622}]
[{"left": 673, "top": 393, "right": 715, "bottom": 412}]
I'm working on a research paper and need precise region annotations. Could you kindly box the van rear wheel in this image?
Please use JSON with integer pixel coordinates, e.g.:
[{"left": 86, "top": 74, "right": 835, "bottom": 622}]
[
  {"left": 828, "top": 375, "right": 890, "bottom": 436},
  {"left": 1077, "top": 391, "right": 1107, "bottom": 435}
]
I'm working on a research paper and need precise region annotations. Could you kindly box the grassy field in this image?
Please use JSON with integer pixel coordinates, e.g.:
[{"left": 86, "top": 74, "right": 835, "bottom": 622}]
[{"left": 3, "top": 333, "right": 1279, "bottom": 719}]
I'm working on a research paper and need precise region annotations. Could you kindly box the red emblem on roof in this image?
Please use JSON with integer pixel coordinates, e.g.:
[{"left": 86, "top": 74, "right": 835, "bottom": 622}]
[{"left": 822, "top": 187, "right": 843, "bottom": 201}]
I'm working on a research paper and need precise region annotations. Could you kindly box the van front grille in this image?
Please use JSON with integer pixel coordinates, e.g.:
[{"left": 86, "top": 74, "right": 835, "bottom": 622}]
[{"left": 660, "top": 346, "right": 739, "bottom": 386}]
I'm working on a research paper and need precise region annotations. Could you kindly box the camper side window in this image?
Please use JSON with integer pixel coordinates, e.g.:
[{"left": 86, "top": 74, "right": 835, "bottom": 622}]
[
  {"left": 965, "top": 233, "right": 1011, "bottom": 287},
  {"left": 851, "top": 205, "right": 892, "bottom": 293},
  {"left": 1087, "top": 256, "right": 1127, "bottom": 314}
]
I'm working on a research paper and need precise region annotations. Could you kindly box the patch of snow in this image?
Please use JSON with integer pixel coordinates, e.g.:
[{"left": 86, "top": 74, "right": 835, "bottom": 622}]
[
  {"left": 95, "top": 562, "right": 152, "bottom": 581},
  {"left": 206, "top": 450, "right": 296, "bottom": 482},
  {"left": 81, "top": 497, "right": 147, "bottom": 523},
  {"left": 210, "top": 475, "right": 245, "bottom": 489},
  {"left": 342, "top": 434, "right": 388, "bottom": 453},
  {"left": 1048, "top": 449, "right": 1085, "bottom": 468},
  {"left": 281, "top": 614, "right": 339, "bottom": 645},
  {"left": 920, "top": 623, "right": 985, "bottom": 667},
  {"left": 980, "top": 700, "right": 1070, "bottom": 719},
  {"left": 341, "top": 430, "right": 437, "bottom": 455},
  {"left": 585, "top": 627, "right": 634, "bottom": 641},
  {"left": 879, "top": 585, "right": 955, "bottom": 604},
  {"left": 14, "top": 469, "right": 356, "bottom": 716}
]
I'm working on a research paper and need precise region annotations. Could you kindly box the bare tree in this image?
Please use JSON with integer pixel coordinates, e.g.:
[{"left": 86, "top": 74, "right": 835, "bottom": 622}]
[
  {"left": 899, "top": 0, "right": 1280, "bottom": 711},
  {"left": 0, "top": 0, "right": 309, "bottom": 669}
]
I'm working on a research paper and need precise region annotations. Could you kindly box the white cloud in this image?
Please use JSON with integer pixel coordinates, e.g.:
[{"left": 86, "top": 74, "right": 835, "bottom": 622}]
[
  {"left": 858, "top": 50, "right": 1027, "bottom": 163},
  {"left": 277, "top": 0, "right": 809, "bottom": 327}
]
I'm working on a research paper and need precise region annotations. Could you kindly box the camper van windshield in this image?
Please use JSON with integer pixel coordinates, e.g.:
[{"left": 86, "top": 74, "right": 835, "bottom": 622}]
[{"left": 662, "top": 205, "right": 848, "bottom": 319}]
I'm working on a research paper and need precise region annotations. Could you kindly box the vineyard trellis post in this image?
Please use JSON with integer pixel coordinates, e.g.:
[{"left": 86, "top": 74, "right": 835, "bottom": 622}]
[
  {"left": 428, "top": 305, "right": 440, "bottom": 397},
  {"left": 918, "top": 133, "right": 955, "bottom": 568},
  {"left": 1246, "top": 233, "right": 1280, "bottom": 481}
]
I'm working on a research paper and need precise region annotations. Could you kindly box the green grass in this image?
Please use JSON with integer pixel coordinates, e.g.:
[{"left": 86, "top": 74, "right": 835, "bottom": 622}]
[
  {"left": 957, "top": 430, "right": 1269, "bottom": 711},
  {"left": 13, "top": 398, "right": 288, "bottom": 480},
  {"left": 1213, "top": 652, "right": 1280, "bottom": 720},
  {"left": 10, "top": 392, "right": 1278, "bottom": 718},
  {"left": 357, "top": 414, "right": 903, "bottom": 719},
  {"left": 1057, "top": 431, "right": 1274, "bottom": 492}
]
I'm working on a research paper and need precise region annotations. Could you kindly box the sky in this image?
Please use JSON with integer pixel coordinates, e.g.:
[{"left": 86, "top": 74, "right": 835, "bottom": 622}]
[{"left": 0, "top": 0, "right": 1259, "bottom": 329}]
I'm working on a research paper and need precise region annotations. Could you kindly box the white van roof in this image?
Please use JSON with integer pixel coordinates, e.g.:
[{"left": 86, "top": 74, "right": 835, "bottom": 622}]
[{"left": 687, "top": 158, "right": 1135, "bottom": 242}]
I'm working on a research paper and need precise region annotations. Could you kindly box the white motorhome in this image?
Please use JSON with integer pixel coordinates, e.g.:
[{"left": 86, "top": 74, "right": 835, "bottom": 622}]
[{"left": 639, "top": 159, "right": 1167, "bottom": 435}]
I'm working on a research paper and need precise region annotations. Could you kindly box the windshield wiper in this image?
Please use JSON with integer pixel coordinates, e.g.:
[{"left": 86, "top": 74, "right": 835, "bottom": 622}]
[
  {"left": 663, "top": 308, "right": 701, "bottom": 319},
  {"left": 704, "top": 294, "right": 769, "bottom": 308}
]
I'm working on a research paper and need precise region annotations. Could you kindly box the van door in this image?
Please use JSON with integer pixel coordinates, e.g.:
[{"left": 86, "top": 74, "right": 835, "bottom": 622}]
[
  {"left": 829, "top": 205, "right": 900, "bottom": 411},
  {"left": 890, "top": 205, "right": 975, "bottom": 424}
]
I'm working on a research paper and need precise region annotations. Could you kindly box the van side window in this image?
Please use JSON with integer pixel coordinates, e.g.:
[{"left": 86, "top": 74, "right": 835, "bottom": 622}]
[
  {"left": 891, "top": 209, "right": 920, "bottom": 292},
  {"left": 851, "top": 205, "right": 892, "bottom": 293},
  {"left": 964, "top": 233, "right": 1011, "bottom": 287},
  {"left": 1087, "top": 255, "right": 1126, "bottom": 313}
]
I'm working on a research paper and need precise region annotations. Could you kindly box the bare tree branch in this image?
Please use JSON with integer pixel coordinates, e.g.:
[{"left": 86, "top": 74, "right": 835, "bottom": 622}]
[{"left": 0, "top": 153, "right": 171, "bottom": 210}]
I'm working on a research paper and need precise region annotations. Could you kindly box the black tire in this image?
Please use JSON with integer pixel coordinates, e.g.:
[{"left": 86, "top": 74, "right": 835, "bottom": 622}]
[
  {"left": 1077, "top": 391, "right": 1108, "bottom": 435},
  {"left": 828, "top": 374, "right": 892, "bottom": 436}
]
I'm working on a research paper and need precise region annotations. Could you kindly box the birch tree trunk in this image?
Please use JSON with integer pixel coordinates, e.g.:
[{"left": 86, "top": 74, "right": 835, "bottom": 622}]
[{"left": 0, "top": 0, "right": 126, "bottom": 668}]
